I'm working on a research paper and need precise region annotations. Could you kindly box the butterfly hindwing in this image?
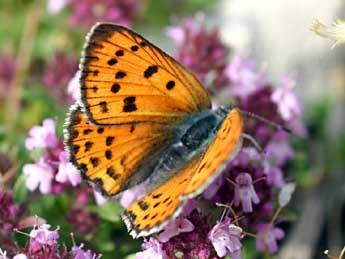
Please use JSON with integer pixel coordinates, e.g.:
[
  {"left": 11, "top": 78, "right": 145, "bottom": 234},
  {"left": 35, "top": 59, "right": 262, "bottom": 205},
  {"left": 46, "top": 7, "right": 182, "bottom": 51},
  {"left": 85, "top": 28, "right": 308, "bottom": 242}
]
[
  {"left": 183, "top": 108, "right": 244, "bottom": 198},
  {"left": 80, "top": 23, "right": 211, "bottom": 125},
  {"left": 65, "top": 104, "right": 173, "bottom": 196},
  {"left": 122, "top": 157, "right": 201, "bottom": 238}
]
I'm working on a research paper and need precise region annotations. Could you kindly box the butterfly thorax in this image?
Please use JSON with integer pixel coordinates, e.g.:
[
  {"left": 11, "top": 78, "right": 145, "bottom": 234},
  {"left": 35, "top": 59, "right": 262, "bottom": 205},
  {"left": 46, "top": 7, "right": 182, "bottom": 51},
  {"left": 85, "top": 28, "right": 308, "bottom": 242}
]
[{"left": 148, "top": 107, "right": 229, "bottom": 189}]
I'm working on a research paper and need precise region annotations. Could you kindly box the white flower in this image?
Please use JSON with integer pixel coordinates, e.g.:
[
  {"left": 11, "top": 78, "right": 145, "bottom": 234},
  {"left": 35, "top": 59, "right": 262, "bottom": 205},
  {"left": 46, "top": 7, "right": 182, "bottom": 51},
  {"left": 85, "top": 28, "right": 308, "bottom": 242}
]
[
  {"left": 311, "top": 19, "right": 345, "bottom": 48},
  {"left": 279, "top": 183, "right": 296, "bottom": 207}
]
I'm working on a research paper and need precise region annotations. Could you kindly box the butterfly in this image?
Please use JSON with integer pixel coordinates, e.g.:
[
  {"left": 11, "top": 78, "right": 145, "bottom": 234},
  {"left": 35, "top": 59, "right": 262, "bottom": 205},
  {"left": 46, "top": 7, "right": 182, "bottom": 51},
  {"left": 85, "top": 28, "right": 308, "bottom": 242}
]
[{"left": 64, "top": 23, "right": 244, "bottom": 238}]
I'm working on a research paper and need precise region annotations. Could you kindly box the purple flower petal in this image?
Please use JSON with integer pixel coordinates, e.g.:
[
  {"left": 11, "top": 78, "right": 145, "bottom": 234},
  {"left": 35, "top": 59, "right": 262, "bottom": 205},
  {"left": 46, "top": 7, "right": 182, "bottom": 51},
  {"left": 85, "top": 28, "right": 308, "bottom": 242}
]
[
  {"left": 56, "top": 151, "right": 81, "bottom": 186},
  {"left": 23, "top": 160, "right": 54, "bottom": 194},
  {"left": 25, "top": 119, "right": 59, "bottom": 150}
]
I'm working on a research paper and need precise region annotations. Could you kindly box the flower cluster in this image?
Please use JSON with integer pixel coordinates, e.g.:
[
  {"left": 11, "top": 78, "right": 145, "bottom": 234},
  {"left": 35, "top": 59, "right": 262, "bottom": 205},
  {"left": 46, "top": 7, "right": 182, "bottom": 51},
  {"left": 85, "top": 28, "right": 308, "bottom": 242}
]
[
  {"left": 0, "top": 191, "right": 25, "bottom": 252},
  {"left": 23, "top": 118, "right": 105, "bottom": 235},
  {"left": 0, "top": 223, "right": 101, "bottom": 259},
  {"left": 47, "top": 0, "right": 142, "bottom": 28},
  {"left": 42, "top": 52, "right": 78, "bottom": 106},
  {"left": 23, "top": 118, "right": 81, "bottom": 195},
  {"left": 134, "top": 17, "right": 304, "bottom": 258},
  {"left": 166, "top": 16, "right": 230, "bottom": 90}
]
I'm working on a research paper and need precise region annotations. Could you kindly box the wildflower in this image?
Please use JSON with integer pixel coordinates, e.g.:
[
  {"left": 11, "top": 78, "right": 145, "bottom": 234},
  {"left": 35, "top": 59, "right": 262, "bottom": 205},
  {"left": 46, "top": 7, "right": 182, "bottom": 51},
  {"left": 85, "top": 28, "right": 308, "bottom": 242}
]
[
  {"left": 47, "top": 0, "right": 68, "bottom": 14},
  {"left": 256, "top": 223, "right": 285, "bottom": 253},
  {"left": 25, "top": 118, "right": 59, "bottom": 150},
  {"left": 67, "top": 208, "right": 100, "bottom": 235},
  {"left": 29, "top": 224, "right": 59, "bottom": 252},
  {"left": 56, "top": 151, "right": 81, "bottom": 186},
  {"left": 120, "top": 183, "right": 146, "bottom": 208},
  {"left": 311, "top": 19, "right": 345, "bottom": 47},
  {"left": 161, "top": 210, "right": 214, "bottom": 259},
  {"left": 23, "top": 160, "right": 54, "bottom": 194},
  {"left": 208, "top": 217, "right": 243, "bottom": 259},
  {"left": 0, "top": 191, "right": 25, "bottom": 250},
  {"left": 226, "top": 57, "right": 265, "bottom": 99},
  {"left": 136, "top": 237, "right": 167, "bottom": 259},
  {"left": 43, "top": 52, "right": 78, "bottom": 105},
  {"left": 233, "top": 173, "right": 260, "bottom": 213},
  {"left": 264, "top": 131, "right": 294, "bottom": 166},
  {"left": 278, "top": 183, "right": 296, "bottom": 207},
  {"left": 71, "top": 234, "right": 102, "bottom": 259},
  {"left": 271, "top": 76, "right": 302, "bottom": 121},
  {"left": 166, "top": 16, "right": 229, "bottom": 88},
  {"left": 68, "top": 0, "right": 141, "bottom": 28},
  {"left": 158, "top": 217, "right": 194, "bottom": 242},
  {"left": 262, "top": 161, "right": 285, "bottom": 188},
  {"left": 67, "top": 71, "right": 81, "bottom": 102}
]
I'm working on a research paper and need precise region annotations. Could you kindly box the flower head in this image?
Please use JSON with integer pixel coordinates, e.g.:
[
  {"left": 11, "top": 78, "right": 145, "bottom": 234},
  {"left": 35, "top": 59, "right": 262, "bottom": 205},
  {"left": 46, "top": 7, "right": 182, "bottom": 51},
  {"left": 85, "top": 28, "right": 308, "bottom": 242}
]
[
  {"left": 226, "top": 57, "right": 265, "bottom": 99},
  {"left": 25, "top": 119, "right": 59, "bottom": 150},
  {"left": 271, "top": 76, "right": 302, "bottom": 121},
  {"left": 311, "top": 18, "right": 345, "bottom": 47},
  {"left": 136, "top": 237, "right": 167, "bottom": 259},
  {"left": 43, "top": 52, "right": 78, "bottom": 105},
  {"left": 23, "top": 160, "right": 55, "bottom": 194},
  {"left": 209, "top": 217, "right": 243, "bottom": 259},
  {"left": 29, "top": 224, "right": 59, "bottom": 252},
  {"left": 158, "top": 217, "right": 194, "bottom": 243},
  {"left": 256, "top": 223, "right": 285, "bottom": 253},
  {"left": 72, "top": 242, "right": 102, "bottom": 259},
  {"left": 233, "top": 173, "right": 260, "bottom": 213},
  {"left": 56, "top": 151, "right": 81, "bottom": 186},
  {"left": 68, "top": 0, "right": 141, "bottom": 28},
  {"left": 0, "top": 191, "right": 25, "bottom": 250},
  {"left": 166, "top": 16, "right": 229, "bottom": 89}
]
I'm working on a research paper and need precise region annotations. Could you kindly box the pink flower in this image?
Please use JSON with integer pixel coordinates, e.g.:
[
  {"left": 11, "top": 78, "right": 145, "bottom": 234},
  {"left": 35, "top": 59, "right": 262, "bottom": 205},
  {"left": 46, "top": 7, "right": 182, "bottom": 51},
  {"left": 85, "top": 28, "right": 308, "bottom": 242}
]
[
  {"left": 25, "top": 119, "right": 59, "bottom": 150},
  {"left": 208, "top": 217, "right": 243, "bottom": 259},
  {"left": 231, "top": 147, "right": 260, "bottom": 167},
  {"left": 68, "top": 0, "right": 141, "bottom": 28},
  {"left": 67, "top": 71, "right": 81, "bottom": 101},
  {"left": 72, "top": 243, "right": 101, "bottom": 259},
  {"left": 271, "top": 76, "right": 302, "bottom": 121},
  {"left": 56, "top": 151, "right": 81, "bottom": 186},
  {"left": 203, "top": 175, "right": 224, "bottom": 199},
  {"left": 136, "top": 238, "right": 167, "bottom": 259},
  {"left": 120, "top": 183, "right": 146, "bottom": 208},
  {"left": 256, "top": 223, "right": 285, "bottom": 253},
  {"left": 263, "top": 161, "right": 285, "bottom": 188},
  {"left": 233, "top": 173, "right": 260, "bottom": 213},
  {"left": 158, "top": 217, "right": 194, "bottom": 242},
  {"left": 226, "top": 57, "right": 265, "bottom": 99},
  {"left": 29, "top": 224, "right": 59, "bottom": 252},
  {"left": 23, "top": 160, "right": 54, "bottom": 194},
  {"left": 166, "top": 16, "right": 229, "bottom": 88},
  {"left": 265, "top": 131, "right": 294, "bottom": 166},
  {"left": 13, "top": 254, "right": 28, "bottom": 259},
  {"left": 93, "top": 191, "right": 107, "bottom": 206},
  {"left": 47, "top": 0, "right": 68, "bottom": 14}
]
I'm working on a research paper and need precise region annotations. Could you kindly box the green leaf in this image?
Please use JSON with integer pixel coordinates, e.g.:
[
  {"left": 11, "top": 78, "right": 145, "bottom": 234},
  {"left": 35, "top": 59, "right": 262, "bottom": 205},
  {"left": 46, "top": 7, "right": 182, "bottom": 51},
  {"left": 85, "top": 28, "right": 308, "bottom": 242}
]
[
  {"left": 13, "top": 173, "right": 29, "bottom": 203},
  {"left": 88, "top": 201, "right": 123, "bottom": 222}
]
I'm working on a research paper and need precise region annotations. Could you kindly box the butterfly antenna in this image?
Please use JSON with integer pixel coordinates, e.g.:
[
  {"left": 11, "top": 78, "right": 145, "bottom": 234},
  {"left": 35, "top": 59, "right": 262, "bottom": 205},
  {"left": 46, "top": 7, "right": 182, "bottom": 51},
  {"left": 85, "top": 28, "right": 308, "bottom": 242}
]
[
  {"left": 240, "top": 110, "right": 292, "bottom": 134},
  {"left": 241, "top": 133, "right": 263, "bottom": 153}
]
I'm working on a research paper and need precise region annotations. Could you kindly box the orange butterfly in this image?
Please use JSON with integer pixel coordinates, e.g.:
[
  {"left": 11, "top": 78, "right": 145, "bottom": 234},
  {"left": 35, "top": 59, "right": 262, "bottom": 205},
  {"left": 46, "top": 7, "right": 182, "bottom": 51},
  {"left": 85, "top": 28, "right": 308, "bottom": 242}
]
[{"left": 65, "top": 23, "right": 244, "bottom": 238}]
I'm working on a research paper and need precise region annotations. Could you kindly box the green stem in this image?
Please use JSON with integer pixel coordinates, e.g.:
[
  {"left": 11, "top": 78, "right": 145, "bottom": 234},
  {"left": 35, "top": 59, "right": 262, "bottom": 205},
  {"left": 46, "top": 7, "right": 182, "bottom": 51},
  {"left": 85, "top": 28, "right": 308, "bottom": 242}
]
[{"left": 5, "top": 1, "right": 43, "bottom": 144}]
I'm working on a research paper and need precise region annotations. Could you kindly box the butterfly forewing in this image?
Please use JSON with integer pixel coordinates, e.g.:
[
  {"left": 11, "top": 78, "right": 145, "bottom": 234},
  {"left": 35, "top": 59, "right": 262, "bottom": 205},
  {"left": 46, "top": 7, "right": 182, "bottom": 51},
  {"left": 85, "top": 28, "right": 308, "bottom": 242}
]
[
  {"left": 80, "top": 23, "right": 211, "bottom": 125},
  {"left": 65, "top": 104, "right": 173, "bottom": 196}
]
